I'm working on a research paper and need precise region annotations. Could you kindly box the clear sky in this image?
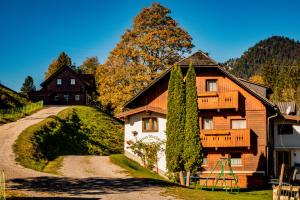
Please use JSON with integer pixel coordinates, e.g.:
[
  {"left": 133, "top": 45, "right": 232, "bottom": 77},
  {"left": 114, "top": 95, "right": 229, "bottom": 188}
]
[{"left": 1, "top": 0, "right": 300, "bottom": 91}]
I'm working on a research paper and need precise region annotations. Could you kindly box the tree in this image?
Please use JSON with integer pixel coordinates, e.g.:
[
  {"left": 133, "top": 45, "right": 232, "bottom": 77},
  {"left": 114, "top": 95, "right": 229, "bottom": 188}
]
[
  {"left": 79, "top": 57, "right": 99, "bottom": 74},
  {"left": 20, "top": 76, "right": 36, "bottom": 98},
  {"left": 183, "top": 64, "right": 202, "bottom": 186},
  {"left": 249, "top": 75, "right": 264, "bottom": 85},
  {"left": 97, "top": 3, "right": 194, "bottom": 113},
  {"left": 45, "top": 52, "right": 72, "bottom": 79},
  {"left": 166, "top": 65, "right": 185, "bottom": 185}
]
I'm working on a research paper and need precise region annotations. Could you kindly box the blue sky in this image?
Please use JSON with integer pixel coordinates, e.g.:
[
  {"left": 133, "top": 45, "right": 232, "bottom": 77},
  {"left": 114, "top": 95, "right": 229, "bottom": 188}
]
[{"left": 1, "top": 0, "right": 300, "bottom": 91}]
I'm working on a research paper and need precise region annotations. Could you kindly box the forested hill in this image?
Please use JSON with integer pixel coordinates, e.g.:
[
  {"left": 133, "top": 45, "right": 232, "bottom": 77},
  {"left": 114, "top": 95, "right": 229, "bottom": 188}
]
[
  {"left": 0, "top": 83, "right": 29, "bottom": 109},
  {"left": 226, "top": 36, "right": 300, "bottom": 79},
  {"left": 225, "top": 36, "right": 300, "bottom": 107}
]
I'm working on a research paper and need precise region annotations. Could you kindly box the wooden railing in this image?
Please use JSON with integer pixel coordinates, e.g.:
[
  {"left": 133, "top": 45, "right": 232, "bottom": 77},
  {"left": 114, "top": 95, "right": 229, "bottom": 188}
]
[
  {"left": 198, "top": 91, "right": 239, "bottom": 110},
  {"left": 200, "top": 129, "right": 251, "bottom": 148}
]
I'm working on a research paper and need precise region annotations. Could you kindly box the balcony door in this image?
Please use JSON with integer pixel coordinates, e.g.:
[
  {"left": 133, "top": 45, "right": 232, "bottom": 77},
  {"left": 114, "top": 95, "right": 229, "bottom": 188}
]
[{"left": 276, "top": 151, "right": 291, "bottom": 176}]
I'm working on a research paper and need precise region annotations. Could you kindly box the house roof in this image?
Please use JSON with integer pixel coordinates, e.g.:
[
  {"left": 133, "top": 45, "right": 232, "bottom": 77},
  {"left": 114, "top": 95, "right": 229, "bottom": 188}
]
[
  {"left": 40, "top": 66, "right": 94, "bottom": 88},
  {"left": 0, "top": 83, "right": 19, "bottom": 95},
  {"left": 124, "top": 51, "right": 276, "bottom": 109},
  {"left": 282, "top": 114, "right": 300, "bottom": 122},
  {"left": 276, "top": 101, "right": 297, "bottom": 115},
  {"left": 116, "top": 106, "right": 167, "bottom": 118}
]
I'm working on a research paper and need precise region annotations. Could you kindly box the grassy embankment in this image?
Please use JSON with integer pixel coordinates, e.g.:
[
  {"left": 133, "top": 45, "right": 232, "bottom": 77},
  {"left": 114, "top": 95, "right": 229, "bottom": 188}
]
[
  {"left": 14, "top": 106, "right": 124, "bottom": 173},
  {"left": 110, "top": 154, "right": 272, "bottom": 200},
  {"left": 0, "top": 84, "right": 41, "bottom": 124}
]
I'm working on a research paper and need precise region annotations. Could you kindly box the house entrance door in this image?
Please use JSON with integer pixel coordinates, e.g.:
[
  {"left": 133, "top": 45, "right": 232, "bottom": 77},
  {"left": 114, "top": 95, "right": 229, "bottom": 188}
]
[
  {"left": 276, "top": 151, "right": 291, "bottom": 176},
  {"left": 63, "top": 94, "right": 69, "bottom": 104}
]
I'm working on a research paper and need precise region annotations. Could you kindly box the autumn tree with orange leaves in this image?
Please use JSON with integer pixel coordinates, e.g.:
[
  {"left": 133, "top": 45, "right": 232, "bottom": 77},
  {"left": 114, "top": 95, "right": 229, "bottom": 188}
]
[{"left": 96, "top": 3, "right": 194, "bottom": 113}]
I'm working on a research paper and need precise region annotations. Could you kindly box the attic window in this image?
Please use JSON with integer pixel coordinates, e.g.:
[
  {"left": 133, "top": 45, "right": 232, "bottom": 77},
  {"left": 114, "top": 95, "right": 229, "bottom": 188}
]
[
  {"left": 70, "top": 79, "right": 76, "bottom": 85},
  {"left": 57, "top": 79, "right": 62, "bottom": 85},
  {"left": 206, "top": 80, "right": 217, "bottom": 92}
]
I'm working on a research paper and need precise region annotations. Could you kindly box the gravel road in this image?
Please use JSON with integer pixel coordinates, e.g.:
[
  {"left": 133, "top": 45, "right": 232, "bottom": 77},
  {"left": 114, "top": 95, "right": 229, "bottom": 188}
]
[{"left": 0, "top": 106, "right": 176, "bottom": 199}]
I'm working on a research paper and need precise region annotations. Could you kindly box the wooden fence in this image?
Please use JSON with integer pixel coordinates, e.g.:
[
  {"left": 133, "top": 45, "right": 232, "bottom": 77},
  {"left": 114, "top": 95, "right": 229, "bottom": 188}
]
[{"left": 0, "top": 101, "right": 43, "bottom": 121}]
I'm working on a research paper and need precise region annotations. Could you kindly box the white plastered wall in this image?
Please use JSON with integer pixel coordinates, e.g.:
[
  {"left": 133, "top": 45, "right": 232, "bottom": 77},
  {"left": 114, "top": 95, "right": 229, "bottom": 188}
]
[{"left": 124, "top": 112, "right": 167, "bottom": 173}]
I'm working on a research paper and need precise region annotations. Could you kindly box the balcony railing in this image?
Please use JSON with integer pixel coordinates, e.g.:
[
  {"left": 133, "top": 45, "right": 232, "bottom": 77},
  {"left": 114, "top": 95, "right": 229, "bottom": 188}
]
[
  {"left": 198, "top": 91, "right": 239, "bottom": 110},
  {"left": 200, "top": 129, "right": 251, "bottom": 149}
]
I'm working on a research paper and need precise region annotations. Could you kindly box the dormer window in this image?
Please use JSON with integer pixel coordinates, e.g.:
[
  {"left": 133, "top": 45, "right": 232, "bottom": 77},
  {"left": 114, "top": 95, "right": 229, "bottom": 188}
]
[
  {"left": 70, "top": 79, "right": 76, "bottom": 85},
  {"left": 206, "top": 80, "right": 217, "bottom": 92},
  {"left": 57, "top": 79, "right": 62, "bottom": 85}
]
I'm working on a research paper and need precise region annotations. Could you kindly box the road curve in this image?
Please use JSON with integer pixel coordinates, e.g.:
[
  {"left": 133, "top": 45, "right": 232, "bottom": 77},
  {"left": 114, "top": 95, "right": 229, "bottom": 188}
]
[
  {"left": 0, "top": 106, "right": 68, "bottom": 180},
  {"left": 0, "top": 106, "right": 175, "bottom": 199}
]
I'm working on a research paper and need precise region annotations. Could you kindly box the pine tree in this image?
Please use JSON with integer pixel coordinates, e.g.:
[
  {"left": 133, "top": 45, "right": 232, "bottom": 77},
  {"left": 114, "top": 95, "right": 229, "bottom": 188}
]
[
  {"left": 183, "top": 64, "right": 202, "bottom": 186},
  {"left": 20, "top": 76, "right": 36, "bottom": 98},
  {"left": 45, "top": 52, "right": 72, "bottom": 79},
  {"left": 166, "top": 65, "right": 185, "bottom": 185}
]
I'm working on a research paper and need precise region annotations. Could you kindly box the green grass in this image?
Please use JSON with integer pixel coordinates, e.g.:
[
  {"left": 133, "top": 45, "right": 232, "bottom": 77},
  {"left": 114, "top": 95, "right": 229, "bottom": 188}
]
[
  {"left": 43, "top": 156, "right": 64, "bottom": 175},
  {"left": 110, "top": 154, "right": 164, "bottom": 180},
  {"left": 110, "top": 154, "right": 272, "bottom": 200},
  {"left": 0, "top": 101, "right": 44, "bottom": 124},
  {"left": 0, "top": 84, "right": 29, "bottom": 109},
  {"left": 14, "top": 106, "right": 123, "bottom": 173}
]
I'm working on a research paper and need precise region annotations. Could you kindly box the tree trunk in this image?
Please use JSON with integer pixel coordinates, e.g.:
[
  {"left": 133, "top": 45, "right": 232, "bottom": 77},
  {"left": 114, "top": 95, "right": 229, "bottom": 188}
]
[
  {"left": 179, "top": 171, "right": 185, "bottom": 186},
  {"left": 186, "top": 171, "right": 190, "bottom": 187}
]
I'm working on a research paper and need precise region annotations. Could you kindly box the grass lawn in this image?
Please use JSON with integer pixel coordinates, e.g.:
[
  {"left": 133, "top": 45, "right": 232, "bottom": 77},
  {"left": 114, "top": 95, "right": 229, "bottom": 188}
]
[
  {"left": 43, "top": 156, "right": 64, "bottom": 175},
  {"left": 14, "top": 105, "right": 123, "bottom": 173},
  {"left": 110, "top": 154, "right": 272, "bottom": 200}
]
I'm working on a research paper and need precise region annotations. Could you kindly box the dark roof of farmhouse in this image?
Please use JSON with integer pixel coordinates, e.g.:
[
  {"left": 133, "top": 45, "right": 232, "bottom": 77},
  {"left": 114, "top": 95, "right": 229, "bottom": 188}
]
[
  {"left": 124, "top": 51, "right": 276, "bottom": 109},
  {"left": 40, "top": 66, "right": 94, "bottom": 88}
]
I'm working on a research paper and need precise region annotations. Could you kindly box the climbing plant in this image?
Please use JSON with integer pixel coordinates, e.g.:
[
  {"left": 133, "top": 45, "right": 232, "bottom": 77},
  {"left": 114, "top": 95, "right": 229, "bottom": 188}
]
[{"left": 128, "top": 136, "right": 165, "bottom": 171}]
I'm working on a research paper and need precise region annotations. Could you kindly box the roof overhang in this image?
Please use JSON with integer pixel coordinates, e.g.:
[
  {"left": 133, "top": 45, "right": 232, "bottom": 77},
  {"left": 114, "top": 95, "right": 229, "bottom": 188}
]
[
  {"left": 116, "top": 106, "right": 167, "bottom": 119},
  {"left": 282, "top": 115, "right": 300, "bottom": 122}
]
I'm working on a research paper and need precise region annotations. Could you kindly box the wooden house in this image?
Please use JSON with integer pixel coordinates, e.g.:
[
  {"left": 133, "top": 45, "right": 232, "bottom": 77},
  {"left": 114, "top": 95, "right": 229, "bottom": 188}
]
[
  {"left": 117, "top": 51, "right": 278, "bottom": 188},
  {"left": 29, "top": 66, "right": 96, "bottom": 105}
]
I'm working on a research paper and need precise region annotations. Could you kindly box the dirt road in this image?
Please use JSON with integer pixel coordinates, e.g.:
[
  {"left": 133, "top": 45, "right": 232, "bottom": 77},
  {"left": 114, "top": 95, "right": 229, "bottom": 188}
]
[{"left": 0, "top": 106, "right": 176, "bottom": 199}]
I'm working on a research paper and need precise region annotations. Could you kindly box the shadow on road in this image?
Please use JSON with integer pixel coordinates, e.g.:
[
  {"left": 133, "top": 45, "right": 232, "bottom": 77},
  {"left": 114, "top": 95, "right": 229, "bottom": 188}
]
[
  {"left": 8, "top": 176, "right": 173, "bottom": 197},
  {"left": 8, "top": 198, "right": 99, "bottom": 200}
]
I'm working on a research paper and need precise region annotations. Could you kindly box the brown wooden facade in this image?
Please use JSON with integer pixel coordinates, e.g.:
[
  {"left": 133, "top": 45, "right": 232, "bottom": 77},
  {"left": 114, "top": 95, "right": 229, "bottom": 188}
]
[
  {"left": 29, "top": 66, "right": 96, "bottom": 105},
  {"left": 119, "top": 51, "right": 277, "bottom": 188}
]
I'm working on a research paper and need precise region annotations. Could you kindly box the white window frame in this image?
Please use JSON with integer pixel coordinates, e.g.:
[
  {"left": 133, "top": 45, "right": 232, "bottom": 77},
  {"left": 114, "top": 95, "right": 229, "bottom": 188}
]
[
  {"left": 75, "top": 94, "right": 80, "bottom": 101},
  {"left": 57, "top": 79, "right": 62, "bottom": 85},
  {"left": 206, "top": 79, "right": 217, "bottom": 92},
  {"left": 230, "top": 153, "right": 242, "bottom": 166},
  {"left": 70, "top": 79, "right": 76, "bottom": 85},
  {"left": 231, "top": 119, "right": 247, "bottom": 129},
  {"left": 203, "top": 117, "right": 213, "bottom": 130}
]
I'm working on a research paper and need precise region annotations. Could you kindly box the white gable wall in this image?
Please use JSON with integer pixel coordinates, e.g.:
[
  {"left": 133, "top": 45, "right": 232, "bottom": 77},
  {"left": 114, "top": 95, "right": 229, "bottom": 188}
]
[
  {"left": 274, "top": 119, "right": 300, "bottom": 148},
  {"left": 124, "top": 112, "right": 167, "bottom": 173}
]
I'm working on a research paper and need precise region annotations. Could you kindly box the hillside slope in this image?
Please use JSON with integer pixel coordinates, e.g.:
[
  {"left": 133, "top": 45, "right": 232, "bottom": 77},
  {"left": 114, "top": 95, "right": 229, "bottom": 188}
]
[
  {"left": 227, "top": 36, "right": 300, "bottom": 79},
  {"left": 14, "top": 106, "right": 124, "bottom": 171},
  {"left": 0, "top": 83, "right": 29, "bottom": 109},
  {"left": 225, "top": 36, "right": 300, "bottom": 106}
]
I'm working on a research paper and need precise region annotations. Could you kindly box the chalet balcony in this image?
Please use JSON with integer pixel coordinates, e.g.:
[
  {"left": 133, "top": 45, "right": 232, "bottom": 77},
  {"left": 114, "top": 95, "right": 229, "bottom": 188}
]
[
  {"left": 198, "top": 91, "right": 239, "bottom": 110},
  {"left": 200, "top": 129, "right": 252, "bottom": 149}
]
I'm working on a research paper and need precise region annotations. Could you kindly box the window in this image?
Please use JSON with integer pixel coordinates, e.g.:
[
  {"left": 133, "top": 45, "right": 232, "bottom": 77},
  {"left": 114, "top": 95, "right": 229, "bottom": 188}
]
[
  {"left": 206, "top": 80, "right": 217, "bottom": 92},
  {"left": 75, "top": 95, "right": 80, "bottom": 101},
  {"left": 202, "top": 154, "right": 208, "bottom": 165},
  {"left": 70, "top": 79, "right": 76, "bottom": 85},
  {"left": 231, "top": 119, "right": 247, "bottom": 129},
  {"left": 278, "top": 124, "right": 293, "bottom": 135},
  {"left": 230, "top": 153, "right": 242, "bottom": 166},
  {"left": 57, "top": 79, "right": 62, "bottom": 85},
  {"left": 142, "top": 117, "right": 158, "bottom": 132},
  {"left": 203, "top": 118, "right": 213, "bottom": 130},
  {"left": 54, "top": 96, "right": 59, "bottom": 102}
]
